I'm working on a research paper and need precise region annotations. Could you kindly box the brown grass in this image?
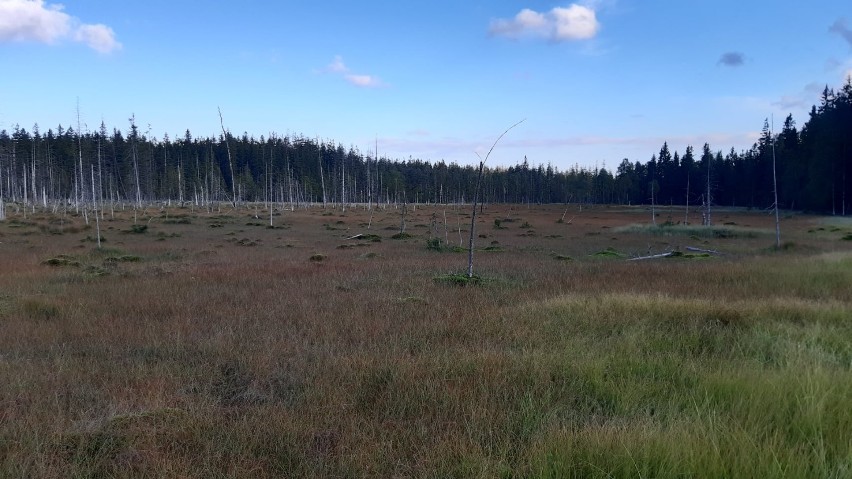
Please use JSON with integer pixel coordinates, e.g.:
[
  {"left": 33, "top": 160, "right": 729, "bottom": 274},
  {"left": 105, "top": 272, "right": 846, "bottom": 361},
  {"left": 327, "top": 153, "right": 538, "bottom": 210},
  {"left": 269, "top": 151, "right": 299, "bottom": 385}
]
[{"left": 1, "top": 203, "right": 851, "bottom": 477}]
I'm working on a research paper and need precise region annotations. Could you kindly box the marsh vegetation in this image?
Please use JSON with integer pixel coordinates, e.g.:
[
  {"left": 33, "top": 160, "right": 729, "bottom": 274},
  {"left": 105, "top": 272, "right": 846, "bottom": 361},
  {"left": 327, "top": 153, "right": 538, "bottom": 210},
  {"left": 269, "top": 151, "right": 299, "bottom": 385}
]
[{"left": 1, "top": 203, "right": 851, "bottom": 477}]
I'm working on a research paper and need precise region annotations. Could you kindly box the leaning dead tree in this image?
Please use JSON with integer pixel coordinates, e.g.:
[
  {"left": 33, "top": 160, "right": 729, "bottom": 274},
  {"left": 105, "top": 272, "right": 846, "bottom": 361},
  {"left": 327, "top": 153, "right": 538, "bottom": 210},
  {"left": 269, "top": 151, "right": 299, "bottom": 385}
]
[
  {"left": 217, "top": 107, "right": 237, "bottom": 208},
  {"left": 467, "top": 119, "right": 525, "bottom": 278}
]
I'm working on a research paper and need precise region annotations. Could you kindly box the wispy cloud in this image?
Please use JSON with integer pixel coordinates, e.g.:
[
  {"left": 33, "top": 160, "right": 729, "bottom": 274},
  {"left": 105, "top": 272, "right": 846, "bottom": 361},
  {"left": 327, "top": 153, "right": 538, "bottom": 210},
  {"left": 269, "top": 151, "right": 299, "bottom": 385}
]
[
  {"left": 829, "top": 18, "right": 852, "bottom": 48},
  {"left": 344, "top": 74, "right": 383, "bottom": 88},
  {"left": 489, "top": 3, "right": 600, "bottom": 42},
  {"left": 825, "top": 58, "right": 852, "bottom": 83},
  {"left": 769, "top": 82, "right": 834, "bottom": 112},
  {"left": 323, "top": 55, "right": 386, "bottom": 88},
  {"left": 772, "top": 95, "right": 809, "bottom": 111},
  {"left": 0, "top": 0, "right": 121, "bottom": 53},
  {"left": 376, "top": 131, "right": 760, "bottom": 166},
  {"left": 502, "top": 133, "right": 759, "bottom": 150},
  {"left": 718, "top": 52, "right": 745, "bottom": 67},
  {"left": 326, "top": 55, "right": 347, "bottom": 74}
]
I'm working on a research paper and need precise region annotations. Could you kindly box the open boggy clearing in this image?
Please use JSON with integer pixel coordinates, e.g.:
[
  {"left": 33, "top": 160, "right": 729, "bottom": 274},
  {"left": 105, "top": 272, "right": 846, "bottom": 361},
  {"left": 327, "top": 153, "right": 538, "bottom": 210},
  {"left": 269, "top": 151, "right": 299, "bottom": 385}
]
[{"left": 2, "top": 203, "right": 851, "bottom": 477}]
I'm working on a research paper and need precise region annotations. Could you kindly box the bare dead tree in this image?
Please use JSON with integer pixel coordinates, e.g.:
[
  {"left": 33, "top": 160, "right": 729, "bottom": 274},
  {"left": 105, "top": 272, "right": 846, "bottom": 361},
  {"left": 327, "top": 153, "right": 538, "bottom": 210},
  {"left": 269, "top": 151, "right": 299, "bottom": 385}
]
[
  {"left": 91, "top": 165, "right": 101, "bottom": 248},
  {"left": 704, "top": 156, "right": 712, "bottom": 226},
  {"left": 771, "top": 115, "right": 781, "bottom": 248},
  {"left": 467, "top": 119, "right": 525, "bottom": 278},
  {"left": 217, "top": 107, "right": 237, "bottom": 208},
  {"left": 317, "top": 137, "right": 327, "bottom": 208},
  {"left": 130, "top": 114, "right": 142, "bottom": 212},
  {"left": 77, "top": 101, "right": 87, "bottom": 224},
  {"left": 399, "top": 194, "right": 407, "bottom": 234}
]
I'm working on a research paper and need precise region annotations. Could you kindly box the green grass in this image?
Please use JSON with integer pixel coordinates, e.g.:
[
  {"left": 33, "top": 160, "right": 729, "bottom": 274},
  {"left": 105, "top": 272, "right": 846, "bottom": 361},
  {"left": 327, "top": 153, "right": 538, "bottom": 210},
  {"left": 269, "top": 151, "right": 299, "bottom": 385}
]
[{"left": 1, "top": 204, "right": 850, "bottom": 477}]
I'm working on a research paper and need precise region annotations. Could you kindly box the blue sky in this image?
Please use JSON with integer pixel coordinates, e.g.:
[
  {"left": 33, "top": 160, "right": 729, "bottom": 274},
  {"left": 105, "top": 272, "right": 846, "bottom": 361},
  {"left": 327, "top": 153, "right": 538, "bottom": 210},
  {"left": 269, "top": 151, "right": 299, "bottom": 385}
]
[{"left": 2, "top": 0, "right": 851, "bottom": 171}]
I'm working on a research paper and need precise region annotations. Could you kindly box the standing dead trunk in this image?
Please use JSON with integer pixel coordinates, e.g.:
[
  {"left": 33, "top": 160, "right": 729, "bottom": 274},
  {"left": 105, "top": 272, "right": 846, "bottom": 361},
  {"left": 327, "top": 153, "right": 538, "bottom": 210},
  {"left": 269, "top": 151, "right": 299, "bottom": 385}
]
[
  {"left": 650, "top": 181, "right": 656, "bottom": 226},
  {"left": 91, "top": 165, "right": 101, "bottom": 248},
  {"left": 771, "top": 117, "right": 781, "bottom": 248},
  {"left": 217, "top": 107, "right": 237, "bottom": 208},
  {"left": 467, "top": 160, "right": 485, "bottom": 278},
  {"left": 467, "top": 119, "right": 525, "bottom": 278},
  {"left": 318, "top": 138, "right": 327, "bottom": 208},
  {"left": 443, "top": 209, "right": 448, "bottom": 245},
  {"left": 704, "top": 157, "right": 712, "bottom": 226},
  {"left": 399, "top": 197, "right": 407, "bottom": 234}
]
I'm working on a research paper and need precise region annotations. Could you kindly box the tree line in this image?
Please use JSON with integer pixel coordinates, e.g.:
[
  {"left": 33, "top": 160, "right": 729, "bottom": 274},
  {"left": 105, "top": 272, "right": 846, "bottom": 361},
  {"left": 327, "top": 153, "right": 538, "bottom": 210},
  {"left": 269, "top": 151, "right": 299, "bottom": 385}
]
[
  {"left": 1, "top": 79, "right": 850, "bottom": 214},
  {"left": 614, "top": 79, "right": 852, "bottom": 215}
]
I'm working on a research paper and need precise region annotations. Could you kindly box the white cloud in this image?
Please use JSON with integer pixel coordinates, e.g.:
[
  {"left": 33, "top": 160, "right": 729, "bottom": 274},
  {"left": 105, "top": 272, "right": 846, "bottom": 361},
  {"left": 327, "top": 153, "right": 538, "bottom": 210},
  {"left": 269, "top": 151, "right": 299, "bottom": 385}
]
[
  {"left": 344, "top": 74, "right": 383, "bottom": 88},
  {"left": 490, "top": 4, "right": 600, "bottom": 42},
  {"left": 323, "top": 55, "right": 386, "bottom": 88},
  {"left": 326, "top": 55, "right": 347, "bottom": 73},
  {"left": 0, "top": 0, "right": 70, "bottom": 43},
  {"left": 0, "top": 0, "right": 121, "bottom": 53},
  {"left": 74, "top": 23, "right": 120, "bottom": 54}
]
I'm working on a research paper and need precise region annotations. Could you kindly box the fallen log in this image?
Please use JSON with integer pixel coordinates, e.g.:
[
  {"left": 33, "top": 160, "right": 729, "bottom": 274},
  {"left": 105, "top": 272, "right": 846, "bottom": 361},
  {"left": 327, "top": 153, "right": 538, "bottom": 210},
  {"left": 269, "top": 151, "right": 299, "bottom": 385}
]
[
  {"left": 686, "top": 246, "right": 721, "bottom": 255},
  {"left": 628, "top": 252, "right": 675, "bottom": 261}
]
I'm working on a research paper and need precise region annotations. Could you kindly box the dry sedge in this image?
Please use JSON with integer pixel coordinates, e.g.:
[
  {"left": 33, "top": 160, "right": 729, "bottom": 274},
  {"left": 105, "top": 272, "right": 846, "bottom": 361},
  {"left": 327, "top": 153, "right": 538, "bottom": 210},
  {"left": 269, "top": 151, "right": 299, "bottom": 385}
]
[{"left": 1, "top": 203, "right": 851, "bottom": 478}]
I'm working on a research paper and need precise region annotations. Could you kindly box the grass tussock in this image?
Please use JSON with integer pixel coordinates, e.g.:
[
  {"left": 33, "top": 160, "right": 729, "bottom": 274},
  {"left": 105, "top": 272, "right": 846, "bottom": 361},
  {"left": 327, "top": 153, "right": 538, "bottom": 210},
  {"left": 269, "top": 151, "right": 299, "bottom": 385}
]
[
  {"left": 591, "top": 247, "right": 625, "bottom": 258},
  {"left": 43, "top": 255, "right": 81, "bottom": 267},
  {"left": 433, "top": 272, "right": 486, "bottom": 286}
]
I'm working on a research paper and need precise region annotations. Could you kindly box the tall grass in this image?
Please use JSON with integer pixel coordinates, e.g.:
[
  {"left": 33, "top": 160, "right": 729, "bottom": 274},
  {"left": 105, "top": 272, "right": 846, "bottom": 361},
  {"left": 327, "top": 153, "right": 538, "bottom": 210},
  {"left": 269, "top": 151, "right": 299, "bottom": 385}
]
[{"left": 0, "top": 204, "right": 850, "bottom": 477}]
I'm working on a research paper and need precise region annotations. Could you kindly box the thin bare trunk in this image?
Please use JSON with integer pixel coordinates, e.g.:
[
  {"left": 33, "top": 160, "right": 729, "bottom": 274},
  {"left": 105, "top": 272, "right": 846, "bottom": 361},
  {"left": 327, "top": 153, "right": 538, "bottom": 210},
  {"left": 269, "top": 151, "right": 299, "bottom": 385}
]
[
  {"left": 91, "top": 165, "right": 101, "bottom": 248},
  {"left": 217, "top": 107, "right": 237, "bottom": 208},
  {"left": 467, "top": 119, "right": 525, "bottom": 278},
  {"left": 318, "top": 138, "right": 327, "bottom": 208},
  {"left": 771, "top": 117, "right": 781, "bottom": 248}
]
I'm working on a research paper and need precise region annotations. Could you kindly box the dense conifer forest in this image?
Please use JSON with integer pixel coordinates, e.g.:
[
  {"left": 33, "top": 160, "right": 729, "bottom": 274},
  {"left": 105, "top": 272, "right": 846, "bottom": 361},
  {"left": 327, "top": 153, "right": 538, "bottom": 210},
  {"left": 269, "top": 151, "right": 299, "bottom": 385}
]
[{"left": 1, "top": 79, "right": 850, "bottom": 213}]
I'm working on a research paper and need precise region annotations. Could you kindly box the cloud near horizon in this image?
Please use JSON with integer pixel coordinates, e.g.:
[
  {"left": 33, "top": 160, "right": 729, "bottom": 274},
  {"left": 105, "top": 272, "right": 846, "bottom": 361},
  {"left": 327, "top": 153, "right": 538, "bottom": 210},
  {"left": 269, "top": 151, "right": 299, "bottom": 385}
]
[
  {"left": 718, "top": 51, "right": 745, "bottom": 67},
  {"left": 489, "top": 4, "right": 600, "bottom": 42},
  {"left": 377, "top": 131, "right": 761, "bottom": 166},
  {"left": 0, "top": 0, "right": 121, "bottom": 53},
  {"left": 324, "top": 55, "right": 385, "bottom": 88}
]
